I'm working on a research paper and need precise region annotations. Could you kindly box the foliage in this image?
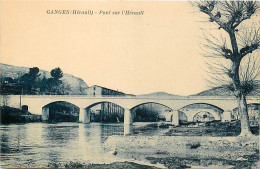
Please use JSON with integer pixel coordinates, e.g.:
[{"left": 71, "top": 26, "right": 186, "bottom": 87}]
[
  {"left": 47, "top": 67, "right": 66, "bottom": 94},
  {"left": 50, "top": 67, "right": 63, "bottom": 80},
  {"left": 1, "top": 95, "right": 10, "bottom": 106},
  {"left": 19, "top": 67, "right": 41, "bottom": 94},
  {"left": 39, "top": 75, "right": 49, "bottom": 94},
  {"left": 186, "top": 142, "right": 201, "bottom": 149},
  {"left": 0, "top": 66, "right": 71, "bottom": 95}
]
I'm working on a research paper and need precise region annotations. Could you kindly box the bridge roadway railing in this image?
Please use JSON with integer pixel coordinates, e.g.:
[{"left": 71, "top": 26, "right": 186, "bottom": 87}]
[
  {"left": 17, "top": 95, "right": 260, "bottom": 116},
  {"left": 4, "top": 94, "right": 259, "bottom": 111},
  {"left": 17, "top": 94, "right": 260, "bottom": 100}
]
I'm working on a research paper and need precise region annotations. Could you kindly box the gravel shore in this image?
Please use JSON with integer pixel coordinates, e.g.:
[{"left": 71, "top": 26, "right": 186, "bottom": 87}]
[{"left": 104, "top": 135, "right": 259, "bottom": 168}]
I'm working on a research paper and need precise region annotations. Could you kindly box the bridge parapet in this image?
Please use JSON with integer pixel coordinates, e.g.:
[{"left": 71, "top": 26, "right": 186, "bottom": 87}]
[
  {"left": 2, "top": 95, "right": 260, "bottom": 116},
  {"left": 17, "top": 94, "right": 260, "bottom": 102}
]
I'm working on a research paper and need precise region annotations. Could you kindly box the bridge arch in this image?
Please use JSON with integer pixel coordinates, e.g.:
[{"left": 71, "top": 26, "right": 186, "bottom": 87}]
[
  {"left": 170, "top": 111, "right": 188, "bottom": 124},
  {"left": 130, "top": 102, "right": 173, "bottom": 122},
  {"left": 85, "top": 101, "right": 124, "bottom": 109},
  {"left": 80, "top": 101, "right": 125, "bottom": 123},
  {"left": 193, "top": 111, "right": 215, "bottom": 122},
  {"left": 178, "top": 103, "right": 223, "bottom": 122},
  {"left": 130, "top": 102, "right": 173, "bottom": 110},
  {"left": 232, "top": 103, "right": 260, "bottom": 125},
  {"left": 42, "top": 101, "right": 80, "bottom": 122}
]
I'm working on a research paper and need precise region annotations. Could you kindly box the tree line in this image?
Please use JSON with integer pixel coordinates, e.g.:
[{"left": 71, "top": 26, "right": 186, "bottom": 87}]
[{"left": 1, "top": 67, "right": 71, "bottom": 95}]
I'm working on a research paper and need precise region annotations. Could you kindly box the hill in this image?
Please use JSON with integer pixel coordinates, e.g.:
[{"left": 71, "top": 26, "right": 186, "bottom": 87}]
[
  {"left": 138, "top": 92, "right": 180, "bottom": 98},
  {"left": 193, "top": 85, "right": 260, "bottom": 96},
  {"left": 0, "top": 63, "right": 88, "bottom": 95}
]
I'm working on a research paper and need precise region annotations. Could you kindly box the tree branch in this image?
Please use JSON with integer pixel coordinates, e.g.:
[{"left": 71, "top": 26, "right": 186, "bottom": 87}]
[
  {"left": 197, "top": 3, "right": 229, "bottom": 31},
  {"left": 233, "top": 1, "right": 259, "bottom": 29},
  {"left": 233, "top": 15, "right": 251, "bottom": 29},
  {"left": 240, "top": 43, "right": 259, "bottom": 58},
  {"left": 221, "top": 46, "right": 233, "bottom": 60}
]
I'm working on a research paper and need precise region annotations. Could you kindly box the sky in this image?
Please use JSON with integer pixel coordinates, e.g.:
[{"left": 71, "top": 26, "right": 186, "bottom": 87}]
[{"left": 0, "top": 0, "right": 213, "bottom": 96}]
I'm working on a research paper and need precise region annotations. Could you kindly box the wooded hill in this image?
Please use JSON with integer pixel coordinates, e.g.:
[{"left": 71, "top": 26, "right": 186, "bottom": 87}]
[{"left": 0, "top": 63, "right": 88, "bottom": 95}]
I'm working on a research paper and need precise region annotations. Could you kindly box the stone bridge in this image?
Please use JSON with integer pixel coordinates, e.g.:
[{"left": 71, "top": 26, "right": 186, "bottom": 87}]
[{"left": 3, "top": 95, "right": 259, "bottom": 135}]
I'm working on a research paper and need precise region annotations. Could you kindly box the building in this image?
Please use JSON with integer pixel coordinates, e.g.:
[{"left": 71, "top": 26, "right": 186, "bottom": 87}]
[{"left": 86, "top": 85, "right": 134, "bottom": 96}]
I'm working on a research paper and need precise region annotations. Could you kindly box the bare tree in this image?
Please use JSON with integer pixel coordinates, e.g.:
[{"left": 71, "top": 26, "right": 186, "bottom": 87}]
[{"left": 193, "top": 1, "right": 260, "bottom": 136}]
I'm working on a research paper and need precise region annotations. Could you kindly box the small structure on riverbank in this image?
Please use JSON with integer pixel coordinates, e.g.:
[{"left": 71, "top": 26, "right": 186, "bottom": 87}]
[{"left": 0, "top": 106, "right": 41, "bottom": 124}]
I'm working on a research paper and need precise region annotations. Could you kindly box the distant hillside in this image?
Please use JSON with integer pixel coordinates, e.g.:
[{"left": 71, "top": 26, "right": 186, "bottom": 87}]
[
  {"left": 0, "top": 63, "right": 88, "bottom": 95},
  {"left": 193, "top": 85, "right": 260, "bottom": 96},
  {"left": 138, "top": 92, "right": 180, "bottom": 98}
]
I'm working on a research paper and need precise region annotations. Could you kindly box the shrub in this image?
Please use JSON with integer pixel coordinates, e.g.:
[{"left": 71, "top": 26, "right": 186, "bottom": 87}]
[{"left": 186, "top": 142, "right": 201, "bottom": 149}]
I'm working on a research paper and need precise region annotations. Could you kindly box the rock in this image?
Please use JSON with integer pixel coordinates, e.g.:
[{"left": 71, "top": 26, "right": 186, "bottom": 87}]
[
  {"left": 236, "top": 157, "right": 247, "bottom": 161},
  {"left": 111, "top": 150, "right": 117, "bottom": 155},
  {"left": 108, "top": 147, "right": 117, "bottom": 155}
]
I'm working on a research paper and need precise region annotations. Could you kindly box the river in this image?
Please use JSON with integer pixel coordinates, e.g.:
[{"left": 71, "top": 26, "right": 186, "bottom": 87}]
[{"left": 0, "top": 122, "right": 168, "bottom": 168}]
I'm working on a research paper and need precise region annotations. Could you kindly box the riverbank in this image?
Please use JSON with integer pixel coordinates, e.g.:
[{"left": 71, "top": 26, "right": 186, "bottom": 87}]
[
  {"left": 104, "top": 135, "right": 259, "bottom": 168},
  {"left": 46, "top": 151, "right": 259, "bottom": 168},
  {"left": 1, "top": 122, "right": 258, "bottom": 168},
  {"left": 165, "top": 120, "right": 259, "bottom": 136},
  {"left": 47, "top": 161, "right": 159, "bottom": 168}
]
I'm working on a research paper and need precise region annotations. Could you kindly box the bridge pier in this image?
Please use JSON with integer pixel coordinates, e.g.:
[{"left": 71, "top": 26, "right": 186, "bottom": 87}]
[
  {"left": 79, "top": 108, "right": 90, "bottom": 123},
  {"left": 79, "top": 108, "right": 84, "bottom": 122},
  {"left": 124, "top": 123, "right": 133, "bottom": 136},
  {"left": 222, "top": 110, "right": 232, "bottom": 122},
  {"left": 164, "top": 112, "right": 172, "bottom": 122},
  {"left": 171, "top": 110, "right": 179, "bottom": 126},
  {"left": 124, "top": 108, "right": 133, "bottom": 125},
  {"left": 42, "top": 107, "right": 49, "bottom": 121},
  {"left": 186, "top": 113, "right": 194, "bottom": 122},
  {"left": 124, "top": 108, "right": 133, "bottom": 135}
]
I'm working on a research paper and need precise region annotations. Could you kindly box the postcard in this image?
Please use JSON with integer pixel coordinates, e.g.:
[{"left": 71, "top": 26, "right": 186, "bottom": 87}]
[{"left": 0, "top": 0, "right": 259, "bottom": 168}]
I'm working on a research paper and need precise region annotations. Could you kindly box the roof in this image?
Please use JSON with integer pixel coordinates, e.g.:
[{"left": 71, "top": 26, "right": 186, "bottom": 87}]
[{"left": 92, "top": 85, "right": 125, "bottom": 94}]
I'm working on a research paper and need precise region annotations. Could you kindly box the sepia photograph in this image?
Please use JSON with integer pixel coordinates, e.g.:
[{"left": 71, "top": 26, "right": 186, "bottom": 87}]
[{"left": 0, "top": 0, "right": 259, "bottom": 168}]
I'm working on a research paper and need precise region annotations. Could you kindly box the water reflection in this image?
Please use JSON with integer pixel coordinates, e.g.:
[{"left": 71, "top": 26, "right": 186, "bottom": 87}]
[
  {"left": 0, "top": 123, "right": 129, "bottom": 168},
  {"left": 79, "top": 124, "right": 107, "bottom": 163},
  {"left": 42, "top": 124, "right": 79, "bottom": 145},
  {"left": 0, "top": 122, "right": 169, "bottom": 168},
  {"left": 100, "top": 123, "right": 124, "bottom": 141}
]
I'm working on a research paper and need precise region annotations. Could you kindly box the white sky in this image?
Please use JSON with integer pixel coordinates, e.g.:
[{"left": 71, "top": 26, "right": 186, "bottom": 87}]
[{"left": 0, "top": 1, "right": 217, "bottom": 96}]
